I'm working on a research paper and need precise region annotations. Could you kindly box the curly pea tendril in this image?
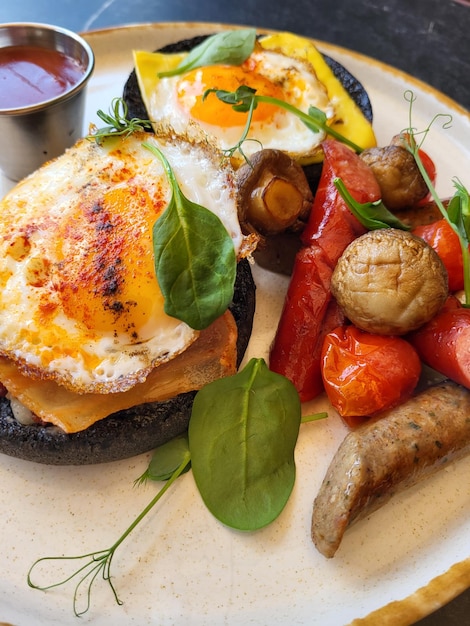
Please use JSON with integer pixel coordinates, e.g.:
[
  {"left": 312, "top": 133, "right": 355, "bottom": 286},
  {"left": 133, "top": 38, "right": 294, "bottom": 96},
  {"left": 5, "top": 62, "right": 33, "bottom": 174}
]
[
  {"left": 400, "top": 90, "right": 470, "bottom": 306},
  {"left": 27, "top": 457, "right": 189, "bottom": 617}
]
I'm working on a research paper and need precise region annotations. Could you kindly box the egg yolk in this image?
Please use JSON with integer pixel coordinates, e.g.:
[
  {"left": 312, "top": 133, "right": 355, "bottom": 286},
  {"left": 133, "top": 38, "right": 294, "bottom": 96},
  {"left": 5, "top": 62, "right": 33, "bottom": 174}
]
[
  {"left": 54, "top": 185, "right": 169, "bottom": 339},
  {"left": 176, "top": 63, "right": 285, "bottom": 127}
]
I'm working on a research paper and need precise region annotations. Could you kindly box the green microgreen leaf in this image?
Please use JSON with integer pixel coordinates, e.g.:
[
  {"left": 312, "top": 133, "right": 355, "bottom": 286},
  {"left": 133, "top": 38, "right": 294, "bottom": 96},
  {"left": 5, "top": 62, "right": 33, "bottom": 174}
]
[
  {"left": 143, "top": 141, "right": 237, "bottom": 330},
  {"left": 203, "top": 85, "right": 364, "bottom": 163},
  {"left": 134, "top": 435, "right": 191, "bottom": 485},
  {"left": 188, "top": 358, "right": 301, "bottom": 531},
  {"left": 157, "top": 29, "right": 257, "bottom": 78},
  {"left": 27, "top": 454, "right": 190, "bottom": 617},
  {"left": 205, "top": 86, "right": 263, "bottom": 164},
  {"left": 86, "top": 97, "right": 152, "bottom": 143},
  {"left": 399, "top": 90, "right": 470, "bottom": 306},
  {"left": 334, "top": 177, "right": 411, "bottom": 230}
]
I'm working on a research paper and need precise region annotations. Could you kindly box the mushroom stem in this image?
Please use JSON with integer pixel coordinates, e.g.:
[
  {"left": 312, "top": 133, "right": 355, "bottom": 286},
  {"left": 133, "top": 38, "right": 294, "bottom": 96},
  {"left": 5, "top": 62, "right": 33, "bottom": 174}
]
[
  {"left": 250, "top": 176, "right": 305, "bottom": 234},
  {"left": 237, "top": 149, "right": 313, "bottom": 236}
]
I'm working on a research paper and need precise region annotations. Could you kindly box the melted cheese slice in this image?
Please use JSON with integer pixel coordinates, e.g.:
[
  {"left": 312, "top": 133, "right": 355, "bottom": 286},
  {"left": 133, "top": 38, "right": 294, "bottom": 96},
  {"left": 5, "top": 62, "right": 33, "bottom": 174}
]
[{"left": 0, "top": 310, "right": 238, "bottom": 433}]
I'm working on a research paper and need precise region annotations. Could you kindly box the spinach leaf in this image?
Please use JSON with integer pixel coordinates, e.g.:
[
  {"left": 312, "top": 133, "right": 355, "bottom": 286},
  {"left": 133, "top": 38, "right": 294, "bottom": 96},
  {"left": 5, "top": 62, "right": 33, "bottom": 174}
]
[
  {"left": 144, "top": 141, "right": 237, "bottom": 330},
  {"left": 188, "top": 358, "right": 301, "bottom": 531},
  {"left": 157, "top": 29, "right": 257, "bottom": 78}
]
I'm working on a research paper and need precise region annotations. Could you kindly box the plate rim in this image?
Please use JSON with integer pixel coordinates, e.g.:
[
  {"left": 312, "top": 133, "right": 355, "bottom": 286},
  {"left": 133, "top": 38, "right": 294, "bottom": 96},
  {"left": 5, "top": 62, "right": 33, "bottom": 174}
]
[{"left": 2, "top": 20, "right": 470, "bottom": 625}]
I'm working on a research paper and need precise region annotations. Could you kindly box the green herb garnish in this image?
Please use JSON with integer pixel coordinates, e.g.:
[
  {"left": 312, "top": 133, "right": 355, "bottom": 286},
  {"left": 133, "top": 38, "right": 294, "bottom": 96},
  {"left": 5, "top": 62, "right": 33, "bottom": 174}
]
[
  {"left": 301, "top": 411, "right": 329, "bottom": 423},
  {"left": 334, "top": 177, "right": 411, "bottom": 230},
  {"left": 87, "top": 97, "right": 152, "bottom": 143},
  {"left": 203, "top": 84, "right": 364, "bottom": 162},
  {"left": 157, "top": 29, "right": 257, "bottom": 78},
  {"left": 27, "top": 442, "right": 191, "bottom": 617},
  {"left": 400, "top": 90, "right": 470, "bottom": 305},
  {"left": 143, "top": 140, "right": 237, "bottom": 330},
  {"left": 27, "top": 358, "right": 305, "bottom": 614},
  {"left": 189, "top": 357, "right": 301, "bottom": 530}
]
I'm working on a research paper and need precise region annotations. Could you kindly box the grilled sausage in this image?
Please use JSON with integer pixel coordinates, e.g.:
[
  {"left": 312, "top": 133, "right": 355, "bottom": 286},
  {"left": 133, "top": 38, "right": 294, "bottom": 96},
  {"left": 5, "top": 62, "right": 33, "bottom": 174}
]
[{"left": 311, "top": 380, "right": 470, "bottom": 558}]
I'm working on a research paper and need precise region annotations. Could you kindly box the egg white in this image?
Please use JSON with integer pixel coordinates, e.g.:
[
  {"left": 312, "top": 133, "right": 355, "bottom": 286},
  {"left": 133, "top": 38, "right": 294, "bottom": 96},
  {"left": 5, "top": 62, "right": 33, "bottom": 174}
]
[{"left": 0, "top": 130, "right": 242, "bottom": 394}]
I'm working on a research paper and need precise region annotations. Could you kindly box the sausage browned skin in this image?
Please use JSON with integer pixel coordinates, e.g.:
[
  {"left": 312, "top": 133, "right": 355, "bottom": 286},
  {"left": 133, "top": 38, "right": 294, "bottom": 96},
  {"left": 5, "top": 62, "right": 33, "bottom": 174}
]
[{"left": 311, "top": 381, "right": 470, "bottom": 558}]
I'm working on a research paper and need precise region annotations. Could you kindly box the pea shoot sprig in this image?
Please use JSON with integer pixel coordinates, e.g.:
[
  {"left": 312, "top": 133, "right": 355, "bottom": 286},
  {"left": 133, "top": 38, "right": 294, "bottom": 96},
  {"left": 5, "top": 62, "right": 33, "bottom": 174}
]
[
  {"left": 203, "top": 84, "right": 364, "bottom": 162},
  {"left": 399, "top": 90, "right": 470, "bottom": 306},
  {"left": 27, "top": 453, "right": 190, "bottom": 617},
  {"left": 87, "top": 97, "right": 153, "bottom": 143}
]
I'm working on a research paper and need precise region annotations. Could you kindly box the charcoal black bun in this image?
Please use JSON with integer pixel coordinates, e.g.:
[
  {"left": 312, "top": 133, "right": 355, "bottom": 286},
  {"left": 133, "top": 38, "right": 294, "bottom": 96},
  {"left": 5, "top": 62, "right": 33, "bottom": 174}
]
[{"left": 0, "top": 259, "right": 255, "bottom": 466}]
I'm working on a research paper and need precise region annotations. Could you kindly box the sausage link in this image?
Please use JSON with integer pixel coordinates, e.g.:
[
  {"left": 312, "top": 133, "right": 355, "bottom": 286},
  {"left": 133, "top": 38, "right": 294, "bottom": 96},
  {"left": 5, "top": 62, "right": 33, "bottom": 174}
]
[{"left": 311, "top": 381, "right": 470, "bottom": 558}]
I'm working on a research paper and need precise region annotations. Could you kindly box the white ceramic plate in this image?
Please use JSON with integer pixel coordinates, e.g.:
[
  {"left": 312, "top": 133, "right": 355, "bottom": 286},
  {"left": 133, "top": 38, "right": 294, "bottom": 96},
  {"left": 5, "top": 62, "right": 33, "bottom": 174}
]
[{"left": 1, "top": 22, "right": 470, "bottom": 626}]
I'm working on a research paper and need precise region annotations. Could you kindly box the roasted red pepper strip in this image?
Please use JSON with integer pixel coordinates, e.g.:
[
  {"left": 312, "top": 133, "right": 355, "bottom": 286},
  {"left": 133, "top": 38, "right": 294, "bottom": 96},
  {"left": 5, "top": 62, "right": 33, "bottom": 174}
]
[{"left": 269, "top": 139, "right": 381, "bottom": 402}]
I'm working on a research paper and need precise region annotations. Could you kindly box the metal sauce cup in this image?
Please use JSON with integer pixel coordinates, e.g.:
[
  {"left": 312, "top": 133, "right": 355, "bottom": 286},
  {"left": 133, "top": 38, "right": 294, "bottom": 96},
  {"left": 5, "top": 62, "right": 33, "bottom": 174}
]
[{"left": 0, "top": 23, "right": 94, "bottom": 181}]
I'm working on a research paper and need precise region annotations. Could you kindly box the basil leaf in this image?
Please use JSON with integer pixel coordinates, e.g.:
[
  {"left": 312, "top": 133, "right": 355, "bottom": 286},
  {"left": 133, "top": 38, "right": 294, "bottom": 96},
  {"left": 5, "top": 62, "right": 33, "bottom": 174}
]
[
  {"left": 136, "top": 435, "right": 191, "bottom": 485},
  {"left": 188, "top": 358, "right": 301, "bottom": 531},
  {"left": 334, "top": 177, "right": 411, "bottom": 230},
  {"left": 144, "top": 142, "right": 237, "bottom": 331},
  {"left": 157, "top": 29, "right": 257, "bottom": 78}
]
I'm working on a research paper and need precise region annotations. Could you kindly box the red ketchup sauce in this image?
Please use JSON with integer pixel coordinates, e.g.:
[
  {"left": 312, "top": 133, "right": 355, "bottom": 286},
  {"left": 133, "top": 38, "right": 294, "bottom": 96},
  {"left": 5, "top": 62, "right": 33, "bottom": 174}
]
[{"left": 0, "top": 45, "right": 85, "bottom": 109}]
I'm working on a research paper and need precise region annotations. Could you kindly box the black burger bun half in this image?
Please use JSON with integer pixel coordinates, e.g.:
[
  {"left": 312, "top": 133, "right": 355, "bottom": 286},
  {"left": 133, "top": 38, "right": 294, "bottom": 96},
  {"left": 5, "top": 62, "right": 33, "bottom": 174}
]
[{"left": 0, "top": 259, "right": 256, "bottom": 466}]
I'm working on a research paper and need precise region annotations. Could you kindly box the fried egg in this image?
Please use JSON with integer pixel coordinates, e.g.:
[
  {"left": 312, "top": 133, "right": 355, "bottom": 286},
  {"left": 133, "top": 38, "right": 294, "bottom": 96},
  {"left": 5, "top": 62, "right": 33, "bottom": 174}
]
[
  {"left": 135, "top": 35, "right": 336, "bottom": 167},
  {"left": 0, "top": 130, "right": 243, "bottom": 394}
]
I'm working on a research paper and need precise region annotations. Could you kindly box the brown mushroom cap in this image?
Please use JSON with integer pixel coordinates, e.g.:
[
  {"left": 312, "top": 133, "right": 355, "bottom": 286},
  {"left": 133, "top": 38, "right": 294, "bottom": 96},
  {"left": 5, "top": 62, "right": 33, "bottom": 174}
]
[
  {"left": 331, "top": 229, "right": 448, "bottom": 335},
  {"left": 359, "top": 144, "right": 428, "bottom": 210},
  {"left": 237, "top": 149, "right": 313, "bottom": 236}
]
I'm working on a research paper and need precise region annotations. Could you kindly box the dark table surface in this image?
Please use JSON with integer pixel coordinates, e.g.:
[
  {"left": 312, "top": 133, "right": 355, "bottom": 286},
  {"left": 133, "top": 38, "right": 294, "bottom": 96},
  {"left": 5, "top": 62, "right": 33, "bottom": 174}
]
[{"left": 1, "top": 1, "right": 470, "bottom": 624}]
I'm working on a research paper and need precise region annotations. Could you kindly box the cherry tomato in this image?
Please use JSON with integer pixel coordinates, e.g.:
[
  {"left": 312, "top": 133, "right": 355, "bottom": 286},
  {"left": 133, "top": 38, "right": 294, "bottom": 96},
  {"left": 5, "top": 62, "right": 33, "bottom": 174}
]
[
  {"left": 412, "top": 219, "right": 464, "bottom": 292},
  {"left": 321, "top": 325, "right": 422, "bottom": 427},
  {"left": 408, "top": 296, "right": 470, "bottom": 389}
]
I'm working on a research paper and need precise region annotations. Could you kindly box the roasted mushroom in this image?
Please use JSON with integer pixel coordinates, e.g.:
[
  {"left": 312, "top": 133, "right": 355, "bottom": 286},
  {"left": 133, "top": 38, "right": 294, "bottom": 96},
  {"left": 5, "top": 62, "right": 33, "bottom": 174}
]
[
  {"left": 237, "top": 149, "right": 313, "bottom": 237},
  {"left": 236, "top": 149, "right": 313, "bottom": 274},
  {"left": 331, "top": 229, "right": 448, "bottom": 335},
  {"left": 360, "top": 144, "right": 428, "bottom": 210}
]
